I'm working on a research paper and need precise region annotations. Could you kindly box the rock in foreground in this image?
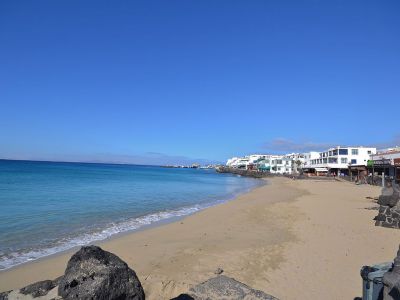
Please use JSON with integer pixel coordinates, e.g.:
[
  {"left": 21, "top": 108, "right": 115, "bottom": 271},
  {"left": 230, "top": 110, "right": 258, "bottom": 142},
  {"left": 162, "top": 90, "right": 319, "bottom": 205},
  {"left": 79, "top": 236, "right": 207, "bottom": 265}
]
[
  {"left": 20, "top": 278, "right": 61, "bottom": 298},
  {"left": 173, "top": 275, "right": 278, "bottom": 300},
  {"left": 58, "top": 245, "right": 145, "bottom": 300},
  {"left": 383, "top": 245, "right": 400, "bottom": 300},
  {"left": 375, "top": 182, "right": 400, "bottom": 229}
]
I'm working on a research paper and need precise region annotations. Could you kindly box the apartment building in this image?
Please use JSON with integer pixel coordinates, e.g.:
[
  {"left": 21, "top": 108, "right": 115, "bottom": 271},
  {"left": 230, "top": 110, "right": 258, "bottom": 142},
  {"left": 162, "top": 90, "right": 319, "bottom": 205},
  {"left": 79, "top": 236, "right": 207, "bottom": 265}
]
[{"left": 302, "top": 146, "right": 376, "bottom": 175}]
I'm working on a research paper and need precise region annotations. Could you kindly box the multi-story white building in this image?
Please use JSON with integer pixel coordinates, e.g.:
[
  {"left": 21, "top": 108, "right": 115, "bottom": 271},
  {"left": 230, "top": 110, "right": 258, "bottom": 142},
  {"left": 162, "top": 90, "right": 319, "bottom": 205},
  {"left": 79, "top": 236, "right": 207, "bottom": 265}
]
[
  {"left": 226, "top": 157, "right": 249, "bottom": 169},
  {"left": 269, "top": 155, "right": 291, "bottom": 174},
  {"left": 285, "top": 153, "right": 305, "bottom": 173},
  {"left": 302, "top": 146, "right": 376, "bottom": 175},
  {"left": 303, "top": 152, "right": 320, "bottom": 170},
  {"left": 226, "top": 154, "right": 267, "bottom": 169}
]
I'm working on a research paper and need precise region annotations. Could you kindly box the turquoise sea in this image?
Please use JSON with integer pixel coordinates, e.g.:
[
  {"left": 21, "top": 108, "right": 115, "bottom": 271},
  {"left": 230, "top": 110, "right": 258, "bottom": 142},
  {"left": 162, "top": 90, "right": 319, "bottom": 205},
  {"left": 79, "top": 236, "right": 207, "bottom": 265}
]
[{"left": 0, "top": 160, "right": 262, "bottom": 270}]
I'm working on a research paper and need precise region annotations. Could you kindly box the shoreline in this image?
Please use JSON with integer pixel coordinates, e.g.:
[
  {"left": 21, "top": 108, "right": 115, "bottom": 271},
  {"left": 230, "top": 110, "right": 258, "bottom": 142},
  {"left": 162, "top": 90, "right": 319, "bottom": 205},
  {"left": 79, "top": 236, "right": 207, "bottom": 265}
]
[
  {"left": 0, "top": 176, "right": 265, "bottom": 273},
  {"left": 0, "top": 178, "right": 267, "bottom": 280},
  {"left": 2, "top": 177, "right": 400, "bottom": 299}
]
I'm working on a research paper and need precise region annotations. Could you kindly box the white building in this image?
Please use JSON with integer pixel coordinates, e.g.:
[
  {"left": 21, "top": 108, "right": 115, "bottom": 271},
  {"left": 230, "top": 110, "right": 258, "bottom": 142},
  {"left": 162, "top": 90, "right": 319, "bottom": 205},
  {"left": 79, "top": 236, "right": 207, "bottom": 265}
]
[
  {"left": 269, "top": 155, "right": 291, "bottom": 174},
  {"left": 226, "top": 154, "right": 267, "bottom": 169},
  {"left": 302, "top": 146, "right": 376, "bottom": 175},
  {"left": 303, "top": 152, "right": 320, "bottom": 170},
  {"left": 226, "top": 157, "right": 249, "bottom": 169},
  {"left": 268, "top": 154, "right": 305, "bottom": 174},
  {"left": 285, "top": 153, "right": 305, "bottom": 173}
]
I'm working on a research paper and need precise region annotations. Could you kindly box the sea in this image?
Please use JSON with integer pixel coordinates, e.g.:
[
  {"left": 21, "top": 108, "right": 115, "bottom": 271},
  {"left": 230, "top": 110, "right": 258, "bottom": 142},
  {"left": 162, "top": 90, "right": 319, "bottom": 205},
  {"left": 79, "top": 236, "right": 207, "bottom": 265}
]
[{"left": 0, "top": 160, "right": 262, "bottom": 271}]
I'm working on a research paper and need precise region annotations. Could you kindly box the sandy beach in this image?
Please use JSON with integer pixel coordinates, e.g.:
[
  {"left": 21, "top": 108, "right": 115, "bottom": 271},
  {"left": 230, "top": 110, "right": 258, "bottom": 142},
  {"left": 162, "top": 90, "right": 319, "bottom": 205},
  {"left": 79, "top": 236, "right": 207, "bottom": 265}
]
[{"left": 1, "top": 177, "right": 400, "bottom": 299}]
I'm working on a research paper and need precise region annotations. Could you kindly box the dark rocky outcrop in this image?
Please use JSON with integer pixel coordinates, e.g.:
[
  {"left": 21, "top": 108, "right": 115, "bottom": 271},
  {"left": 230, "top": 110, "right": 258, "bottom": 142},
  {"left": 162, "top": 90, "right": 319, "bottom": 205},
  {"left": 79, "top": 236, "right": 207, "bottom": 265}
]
[
  {"left": 383, "top": 245, "right": 400, "bottom": 299},
  {"left": 375, "top": 182, "right": 400, "bottom": 229},
  {"left": 0, "top": 291, "right": 11, "bottom": 300},
  {"left": 174, "top": 275, "right": 278, "bottom": 300},
  {"left": 0, "top": 246, "right": 145, "bottom": 300},
  {"left": 19, "top": 278, "right": 61, "bottom": 298},
  {"left": 58, "top": 246, "right": 145, "bottom": 300},
  {"left": 1, "top": 247, "right": 278, "bottom": 300},
  {"left": 216, "top": 166, "right": 269, "bottom": 178},
  {"left": 378, "top": 184, "right": 400, "bottom": 207}
]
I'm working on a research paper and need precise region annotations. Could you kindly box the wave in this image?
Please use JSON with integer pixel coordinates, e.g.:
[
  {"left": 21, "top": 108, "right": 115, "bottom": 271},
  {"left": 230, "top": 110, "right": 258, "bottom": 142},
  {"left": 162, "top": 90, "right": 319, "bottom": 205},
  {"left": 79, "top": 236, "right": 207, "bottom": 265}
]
[
  {"left": 0, "top": 177, "right": 265, "bottom": 271},
  {"left": 0, "top": 199, "right": 226, "bottom": 271}
]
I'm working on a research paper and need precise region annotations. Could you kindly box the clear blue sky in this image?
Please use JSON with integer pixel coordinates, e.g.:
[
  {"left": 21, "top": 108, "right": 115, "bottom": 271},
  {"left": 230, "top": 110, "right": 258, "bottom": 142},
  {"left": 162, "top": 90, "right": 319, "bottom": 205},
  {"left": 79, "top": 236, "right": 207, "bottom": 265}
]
[{"left": 1, "top": 1, "right": 399, "bottom": 164}]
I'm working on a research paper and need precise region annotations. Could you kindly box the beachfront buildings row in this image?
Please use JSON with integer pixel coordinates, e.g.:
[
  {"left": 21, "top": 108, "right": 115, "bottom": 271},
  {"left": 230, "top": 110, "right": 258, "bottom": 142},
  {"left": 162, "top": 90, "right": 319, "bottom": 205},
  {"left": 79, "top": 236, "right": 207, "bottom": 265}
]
[
  {"left": 226, "top": 146, "right": 400, "bottom": 184},
  {"left": 226, "top": 146, "right": 393, "bottom": 175},
  {"left": 226, "top": 153, "right": 305, "bottom": 174}
]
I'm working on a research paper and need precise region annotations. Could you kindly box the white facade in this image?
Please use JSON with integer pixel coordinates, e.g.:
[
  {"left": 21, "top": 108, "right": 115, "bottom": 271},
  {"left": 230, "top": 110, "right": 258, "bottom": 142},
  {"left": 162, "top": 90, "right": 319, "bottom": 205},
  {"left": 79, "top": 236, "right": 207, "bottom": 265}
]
[
  {"left": 303, "top": 152, "right": 320, "bottom": 169},
  {"left": 226, "top": 154, "right": 267, "bottom": 169},
  {"left": 303, "top": 146, "right": 376, "bottom": 173},
  {"left": 226, "top": 157, "right": 249, "bottom": 168},
  {"left": 285, "top": 153, "right": 305, "bottom": 173},
  {"left": 270, "top": 155, "right": 292, "bottom": 174}
]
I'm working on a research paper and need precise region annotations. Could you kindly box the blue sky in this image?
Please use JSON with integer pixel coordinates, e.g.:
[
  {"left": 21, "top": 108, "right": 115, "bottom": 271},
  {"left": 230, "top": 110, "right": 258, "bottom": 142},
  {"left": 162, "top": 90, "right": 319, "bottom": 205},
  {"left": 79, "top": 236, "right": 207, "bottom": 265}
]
[{"left": 1, "top": 1, "right": 399, "bottom": 164}]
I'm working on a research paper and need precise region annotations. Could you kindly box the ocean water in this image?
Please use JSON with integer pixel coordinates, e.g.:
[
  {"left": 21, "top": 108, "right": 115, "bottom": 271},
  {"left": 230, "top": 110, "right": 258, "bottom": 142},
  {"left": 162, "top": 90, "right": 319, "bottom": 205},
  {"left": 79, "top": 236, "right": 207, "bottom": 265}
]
[{"left": 0, "top": 160, "right": 262, "bottom": 270}]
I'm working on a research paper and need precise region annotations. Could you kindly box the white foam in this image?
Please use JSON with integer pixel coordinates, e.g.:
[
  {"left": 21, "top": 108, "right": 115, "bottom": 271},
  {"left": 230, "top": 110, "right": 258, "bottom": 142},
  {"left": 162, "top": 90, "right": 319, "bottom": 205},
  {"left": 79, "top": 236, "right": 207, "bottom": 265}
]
[
  {"left": 0, "top": 201, "right": 222, "bottom": 271},
  {"left": 0, "top": 180, "right": 264, "bottom": 271}
]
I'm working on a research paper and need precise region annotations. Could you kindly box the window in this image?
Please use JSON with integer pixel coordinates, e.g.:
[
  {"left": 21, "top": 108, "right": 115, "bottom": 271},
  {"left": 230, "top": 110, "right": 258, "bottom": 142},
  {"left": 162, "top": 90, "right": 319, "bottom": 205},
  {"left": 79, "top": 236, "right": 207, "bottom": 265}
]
[
  {"left": 341, "top": 158, "right": 347, "bottom": 164},
  {"left": 332, "top": 149, "right": 338, "bottom": 156},
  {"left": 351, "top": 149, "right": 358, "bottom": 155},
  {"left": 368, "top": 150, "right": 372, "bottom": 154},
  {"left": 328, "top": 158, "right": 338, "bottom": 163},
  {"left": 339, "top": 149, "right": 348, "bottom": 155},
  {"left": 323, "top": 158, "right": 327, "bottom": 163},
  {"left": 276, "top": 160, "right": 282, "bottom": 164},
  {"left": 351, "top": 159, "right": 357, "bottom": 164},
  {"left": 329, "top": 151, "right": 332, "bottom": 156}
]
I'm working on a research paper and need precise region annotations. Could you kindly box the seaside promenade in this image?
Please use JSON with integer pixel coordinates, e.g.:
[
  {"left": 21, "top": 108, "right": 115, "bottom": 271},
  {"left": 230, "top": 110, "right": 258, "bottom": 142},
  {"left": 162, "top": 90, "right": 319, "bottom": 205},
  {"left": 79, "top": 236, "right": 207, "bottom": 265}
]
[{"left": 1, "top": 178, "right": 400, "bottom": 299}]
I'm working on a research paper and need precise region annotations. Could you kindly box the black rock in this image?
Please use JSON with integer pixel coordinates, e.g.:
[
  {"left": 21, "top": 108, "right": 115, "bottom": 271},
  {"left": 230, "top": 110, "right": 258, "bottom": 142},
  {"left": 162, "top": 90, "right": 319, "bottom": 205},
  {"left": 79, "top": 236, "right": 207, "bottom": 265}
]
[
  {"left": 378, "top": 183, "right": 400, "bottom": 208},
  {"left": 378, "top": 195, "right": 399, "bottom": 208},
  {"left": 170, "top": 295, "right": 194, "bottom": 300},
  {"left": 374, "top": 214, "right": 387, "bottom": 222},
  {"left": 383, "top": 245, "right": 400, "bottom": 300},
  {"left": 184, "top": 275, "right": 278, "bottom": 299},
  {"left": 58, "top": 245, "right": 145, "bottom": 300},
  {"left": 19, "top": 278, "right": 60, "bottom": 298},
  {"left": 0, "top": 291, "right": 10, "bottom": 300}
]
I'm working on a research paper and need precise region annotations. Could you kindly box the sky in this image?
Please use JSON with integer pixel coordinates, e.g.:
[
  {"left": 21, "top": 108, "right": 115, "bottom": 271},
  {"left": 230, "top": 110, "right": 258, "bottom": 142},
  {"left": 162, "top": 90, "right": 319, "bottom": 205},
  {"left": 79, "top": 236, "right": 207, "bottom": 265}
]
[{"left": 0, "top": 1, "right": 399, "bottom": 165}]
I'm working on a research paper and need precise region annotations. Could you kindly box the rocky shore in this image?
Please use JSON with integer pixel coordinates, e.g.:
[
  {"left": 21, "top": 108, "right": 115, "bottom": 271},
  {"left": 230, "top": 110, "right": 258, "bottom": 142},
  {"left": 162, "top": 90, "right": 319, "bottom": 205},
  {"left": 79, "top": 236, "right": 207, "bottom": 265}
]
[
  {"left": 215, "top": 166, "right": 269, "bottom": 178},
  {"left": 215, "top": 166, "right": 336, "bottom": 181}
]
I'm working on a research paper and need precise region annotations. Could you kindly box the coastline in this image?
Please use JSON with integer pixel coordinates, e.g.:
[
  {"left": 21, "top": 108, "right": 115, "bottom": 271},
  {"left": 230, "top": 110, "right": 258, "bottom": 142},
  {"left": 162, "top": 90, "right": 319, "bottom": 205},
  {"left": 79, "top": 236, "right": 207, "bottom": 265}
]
[
  {"left": 1, "top": 177, "right": 400, "bottom": 299},
  {"left": 0, "top": 178, "right": 268, "bottom": 289},
  {"left": 0, "top": 165, "right": 265, "bottom": 272}
]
